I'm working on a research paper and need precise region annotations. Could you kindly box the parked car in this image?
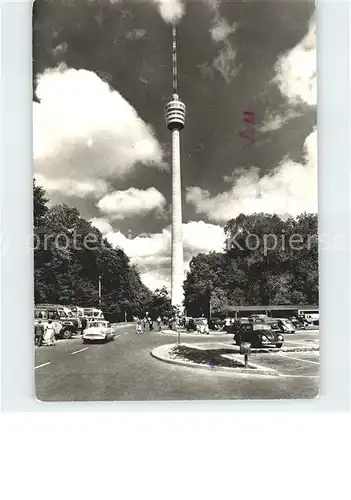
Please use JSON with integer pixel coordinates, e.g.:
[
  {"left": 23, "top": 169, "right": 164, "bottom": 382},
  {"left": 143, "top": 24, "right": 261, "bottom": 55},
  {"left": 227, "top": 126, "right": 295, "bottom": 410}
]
[
  {"left": 230, "top": 317, "right": 251, "bottom": 335},
  {"left": 277, "top": 318, "right": 296, "bottom": 334},
  {"left": 250, "top": 314, "right": 269, "bottom": 322},
  {"left": 186, "top": 317, "right": 209, "bottom": 334},
  {"left": 289, "top": 316, "right": 308, "bottom": 330},
  {"left": 195, "top": 318, "right": 209, "bottom": 334},
  {"left": 82, "top": 321, "right": 114, "bottom": 343},
  {"left": 208, "top": 317, "right": 223, "bottom": 331},
  {"left": 233, "top": 322, "right": 284, "bottom": 348}
]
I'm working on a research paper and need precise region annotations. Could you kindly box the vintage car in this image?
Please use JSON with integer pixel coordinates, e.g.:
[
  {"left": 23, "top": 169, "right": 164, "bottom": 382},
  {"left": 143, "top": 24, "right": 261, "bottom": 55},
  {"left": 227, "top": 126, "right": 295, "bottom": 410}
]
[
  {"left": 276, "top": 318, "right": 296, "bottom": 334},
  {"left": 230, "top": 317, "right": 251, "bottom": 335},
  {"left": 186, "top": 317, "right": 209, "bottom": 334},
  {"left": 233, "top": 322, "right": 284, "bottom": 348},
  {"left": 208, "top": 317, "right": 223, "bottom": 331},
  {"left": 82, "top": 321, "right": 114, "bottom": 343}
]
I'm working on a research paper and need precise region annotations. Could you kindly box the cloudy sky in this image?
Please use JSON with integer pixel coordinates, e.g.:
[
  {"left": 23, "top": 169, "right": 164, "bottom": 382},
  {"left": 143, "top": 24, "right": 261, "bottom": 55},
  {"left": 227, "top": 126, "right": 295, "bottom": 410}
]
[{"left": 33, "top": 0, "right": 317, "bottom": 290}]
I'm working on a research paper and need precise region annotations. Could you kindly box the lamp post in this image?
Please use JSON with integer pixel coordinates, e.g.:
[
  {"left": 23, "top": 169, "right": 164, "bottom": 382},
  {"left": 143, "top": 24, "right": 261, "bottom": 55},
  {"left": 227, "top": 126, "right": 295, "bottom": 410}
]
[{"left": 98, "top": 274, "right": 102, "bottom": 310}]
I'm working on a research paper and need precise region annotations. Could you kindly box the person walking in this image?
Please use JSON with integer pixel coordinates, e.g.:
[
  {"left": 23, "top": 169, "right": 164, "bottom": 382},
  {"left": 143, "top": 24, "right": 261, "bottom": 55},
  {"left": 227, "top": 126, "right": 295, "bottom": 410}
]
[
  {"left": 34, "top": 320, "right": 44, "bottom": 347},
  {"left": 156, "top": 316, "right": 162, "bottom": 331},
  {"left": 44, "top": 319, "right": 56, "bottom": 346},
  {"left": 81, "top": 316, "right": 87, "bottom": 335},
  {"left": 136, "top": 319, "right": 143, "bottom": 335}
]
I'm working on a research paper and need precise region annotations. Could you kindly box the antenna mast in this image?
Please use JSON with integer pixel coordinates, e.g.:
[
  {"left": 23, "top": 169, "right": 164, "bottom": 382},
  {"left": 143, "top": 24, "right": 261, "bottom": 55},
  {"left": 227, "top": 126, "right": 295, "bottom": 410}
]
[{"left": 172, "top": 26, "right": 178, "bottom": 94}]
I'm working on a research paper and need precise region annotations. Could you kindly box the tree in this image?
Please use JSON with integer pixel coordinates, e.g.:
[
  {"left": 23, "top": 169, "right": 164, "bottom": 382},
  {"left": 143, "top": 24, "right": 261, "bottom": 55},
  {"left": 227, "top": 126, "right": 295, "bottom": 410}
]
[
  {"left": 33, "top": 178, "right": 48, "bottom": 227},
  {"left": 148, "top": 287, "right": 172, "bottom": 319},
  {"left": 184, "top": 252, "right": 233, "bottom": 318},
  {"left": 184, "top": 212, "right": 319, "bottom": 312},
  {"left": 33, "top": 184, "right": 154, "bottom": 320}
]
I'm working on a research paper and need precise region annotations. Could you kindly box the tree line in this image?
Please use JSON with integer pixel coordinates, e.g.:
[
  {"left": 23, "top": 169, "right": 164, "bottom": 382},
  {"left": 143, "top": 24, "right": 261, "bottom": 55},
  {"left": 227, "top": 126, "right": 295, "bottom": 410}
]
[
  {"left": 33, "top": 180, "right": 172, "bottom": 321},
  {"left": 183, "top": 212, "right": 318, "bottom": 318},
  {"left": 34, "top": 181, "right": 318, "bottom": 321}
]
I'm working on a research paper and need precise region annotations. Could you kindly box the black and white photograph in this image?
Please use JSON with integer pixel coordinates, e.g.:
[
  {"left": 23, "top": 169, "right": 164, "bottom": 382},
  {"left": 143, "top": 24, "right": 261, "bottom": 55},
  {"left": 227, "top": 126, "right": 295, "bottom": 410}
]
[{"left": 32, "top": 0, "right": 318, "bottom": 402}]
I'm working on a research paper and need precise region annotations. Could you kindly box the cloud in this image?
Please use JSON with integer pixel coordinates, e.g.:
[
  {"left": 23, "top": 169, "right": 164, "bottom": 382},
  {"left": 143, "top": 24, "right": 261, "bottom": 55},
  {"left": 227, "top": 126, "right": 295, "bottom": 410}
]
[
  {"left": 151, "top": 0, "right": 184, "bottom": 24},
  {"left": 90, "top": 217, "right": 114, "bottom": 235},
  {"left": 212, "top": 40, "right": 242, "bottom": 83},
  {"left": 258, "top": 109, "right": 302, "bottom": 133},
  {"left": 97, "top": 187, "right": 166, "bottom": 220},
  {"left": 35, "top": 174, "right": 110, "bottom": 199},
  {"left": 33, "top": 65, "right": 163, "bottom": 200},
  {"left": 186, "top": 129, "right": 317, "bottom": 221},
  {"left": 210, "top": 18, "right": 237, "bottom": 43},
  {"left": 274, "top": 18, "right": 316, "bottom": 107},
  {"left": 105, "top": 221, "right": 225, "bottom": 290}
]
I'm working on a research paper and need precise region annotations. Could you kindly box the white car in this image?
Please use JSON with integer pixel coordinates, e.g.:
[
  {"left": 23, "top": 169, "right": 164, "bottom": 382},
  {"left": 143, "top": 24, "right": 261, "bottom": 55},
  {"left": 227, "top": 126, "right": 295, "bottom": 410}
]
[
  {"left": 82, "top": 321, "right": 114, "bottom": 343},
  {"left": 195, "top": 318, "right": 209, "bottom": 334}
]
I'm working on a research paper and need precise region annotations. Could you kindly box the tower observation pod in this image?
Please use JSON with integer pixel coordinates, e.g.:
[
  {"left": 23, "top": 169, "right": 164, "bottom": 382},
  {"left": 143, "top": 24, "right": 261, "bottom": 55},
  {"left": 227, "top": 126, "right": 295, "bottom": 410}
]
[
  {"left": 165, "top": 95, "right": 186, "bottom": 131},
  {"left": 165, "top": 27, "right": 186, "bottom": 310}
]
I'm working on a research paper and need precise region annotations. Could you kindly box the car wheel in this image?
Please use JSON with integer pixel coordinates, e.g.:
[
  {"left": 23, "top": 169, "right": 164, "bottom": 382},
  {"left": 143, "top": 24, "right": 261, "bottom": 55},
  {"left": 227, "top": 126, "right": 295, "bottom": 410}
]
[
  {"left": 61, "top": 328, "right": 73, "bottom": 339},
  {"left": 276, "top": 343, "right": 283, "bottom": 349}
]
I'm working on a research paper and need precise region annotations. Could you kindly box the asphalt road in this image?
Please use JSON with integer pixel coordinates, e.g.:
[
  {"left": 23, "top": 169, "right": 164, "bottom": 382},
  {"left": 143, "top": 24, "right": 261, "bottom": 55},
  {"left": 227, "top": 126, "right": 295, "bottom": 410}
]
[{"left": 35, "top": 326, "right": 319, "bottom": 402}]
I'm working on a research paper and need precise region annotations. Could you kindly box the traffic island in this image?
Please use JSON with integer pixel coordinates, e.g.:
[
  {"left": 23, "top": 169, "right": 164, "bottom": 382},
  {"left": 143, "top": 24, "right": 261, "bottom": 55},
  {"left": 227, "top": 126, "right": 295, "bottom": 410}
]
[
  {"left": 151, "top": 343, "right": 279, "bottom": 376},
  {"left": 159, "top": 329, "right": 227, "bottom": 337}
]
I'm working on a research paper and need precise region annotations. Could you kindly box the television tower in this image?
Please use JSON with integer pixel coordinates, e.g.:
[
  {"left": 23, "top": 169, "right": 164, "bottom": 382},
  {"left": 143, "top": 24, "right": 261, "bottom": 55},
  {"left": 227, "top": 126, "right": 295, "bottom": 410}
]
[{"left": 165, "top": 27, "right": 186, "bottom": 309}]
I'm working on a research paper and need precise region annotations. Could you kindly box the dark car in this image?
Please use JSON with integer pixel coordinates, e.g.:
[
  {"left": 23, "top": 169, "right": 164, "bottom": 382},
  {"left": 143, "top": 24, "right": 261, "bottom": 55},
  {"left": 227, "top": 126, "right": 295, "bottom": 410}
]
[
  {"left": 230, "top": 318, "right": 251, "bottom": 335},
  {"left": 233, "top": 322, "right": 284, "bottom": 348},
  {"left": 290, "top": 316, "right": 308, "bottom": 330},
  {"left": 208, "top": 318, "right": 223, "bottom": 331}
]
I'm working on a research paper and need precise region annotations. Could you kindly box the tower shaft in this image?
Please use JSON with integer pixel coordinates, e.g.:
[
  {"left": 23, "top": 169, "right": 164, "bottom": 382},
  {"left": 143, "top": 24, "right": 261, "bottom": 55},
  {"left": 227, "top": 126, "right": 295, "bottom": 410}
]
[
  {"left": 165, "top": 26, "right": 186, "bottom": 310},
  {"left": 171, "top": 129, "right": 183, "bottom": 307}
]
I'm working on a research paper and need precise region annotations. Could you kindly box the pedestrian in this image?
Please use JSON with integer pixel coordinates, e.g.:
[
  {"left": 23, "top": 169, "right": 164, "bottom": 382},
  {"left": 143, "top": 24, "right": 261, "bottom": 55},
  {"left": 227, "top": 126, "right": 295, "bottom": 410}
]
[
  {"left": 34, "top": 320, "right": 44, "bottom": 347},
  {"left": 149, "top": 318, "right": 154, "bottom": 331},
  {"left": 81, "top": 317, "right": 87, "bottom": 335},
  {"left": 44, "top": 319, "right": 56, "bottom": 346},
  {"left": 136, "top": 319, "right": 142, "bottom": 335},
  {"left": 157, "top": 316, "right": 162, "bottom": 331}
]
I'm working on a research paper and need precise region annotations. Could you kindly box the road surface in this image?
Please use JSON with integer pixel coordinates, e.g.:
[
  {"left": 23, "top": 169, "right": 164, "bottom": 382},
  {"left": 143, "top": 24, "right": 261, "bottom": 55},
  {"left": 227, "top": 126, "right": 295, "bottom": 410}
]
[{"left": 35, "top": 325, "right": 319, "bottom": 401}]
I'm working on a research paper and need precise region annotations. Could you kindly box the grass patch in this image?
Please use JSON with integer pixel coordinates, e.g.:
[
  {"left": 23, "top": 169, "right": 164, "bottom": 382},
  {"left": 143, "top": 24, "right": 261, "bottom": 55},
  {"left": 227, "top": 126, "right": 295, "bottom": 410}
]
[{"left": 171, "top": 345, "right": 256, "bottom": 369}]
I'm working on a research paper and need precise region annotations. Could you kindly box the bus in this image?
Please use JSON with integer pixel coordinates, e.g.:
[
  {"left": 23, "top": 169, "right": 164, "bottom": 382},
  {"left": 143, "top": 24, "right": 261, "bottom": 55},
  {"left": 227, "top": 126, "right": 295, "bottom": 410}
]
[
  {"left": 297, "top": 309, "right": 319, "bottom": 324},
  {"left": 83, "top": 307, "right": 105, "bottom": 321},
  {"left": 34, "top": 304, "right": 80, "bottom": 339}
]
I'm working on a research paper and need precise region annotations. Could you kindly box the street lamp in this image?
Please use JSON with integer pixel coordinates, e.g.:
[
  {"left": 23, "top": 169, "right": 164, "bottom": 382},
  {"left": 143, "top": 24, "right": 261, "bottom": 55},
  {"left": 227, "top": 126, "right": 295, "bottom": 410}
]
[{"left": 98, "top": 274, "right": 102, "bottom": 310}]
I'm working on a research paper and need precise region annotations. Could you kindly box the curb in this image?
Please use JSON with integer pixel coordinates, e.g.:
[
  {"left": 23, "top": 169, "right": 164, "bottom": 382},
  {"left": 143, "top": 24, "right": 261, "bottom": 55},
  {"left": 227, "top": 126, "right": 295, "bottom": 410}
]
[
  {"left": 151, "top": 343, "right": 279, "bottom": 376},
  {"left": 214, "top": 342, "right": 319, "bottom": 354},
  {"left": 159, "top": 329, "right": 228, "bottom": 338}
]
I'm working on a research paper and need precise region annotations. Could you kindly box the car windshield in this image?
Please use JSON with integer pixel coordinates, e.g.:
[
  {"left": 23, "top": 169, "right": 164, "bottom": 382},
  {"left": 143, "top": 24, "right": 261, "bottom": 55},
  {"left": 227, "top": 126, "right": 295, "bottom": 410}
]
[{"left": 253, "top": 323, "right": 271, "bottom": 331}]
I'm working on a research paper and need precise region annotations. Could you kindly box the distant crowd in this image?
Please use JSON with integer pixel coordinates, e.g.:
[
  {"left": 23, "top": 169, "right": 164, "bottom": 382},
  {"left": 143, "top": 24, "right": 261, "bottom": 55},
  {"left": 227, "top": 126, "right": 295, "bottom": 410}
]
[{"left": 134, "top": 314, "right": 184, "bottom": 334}]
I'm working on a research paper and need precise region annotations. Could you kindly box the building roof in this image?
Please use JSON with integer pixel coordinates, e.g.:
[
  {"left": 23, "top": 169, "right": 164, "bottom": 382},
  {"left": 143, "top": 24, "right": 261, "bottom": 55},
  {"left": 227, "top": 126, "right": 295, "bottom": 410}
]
[{"left": 223, "top": 305, "right": 319, "bottom": 312}]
